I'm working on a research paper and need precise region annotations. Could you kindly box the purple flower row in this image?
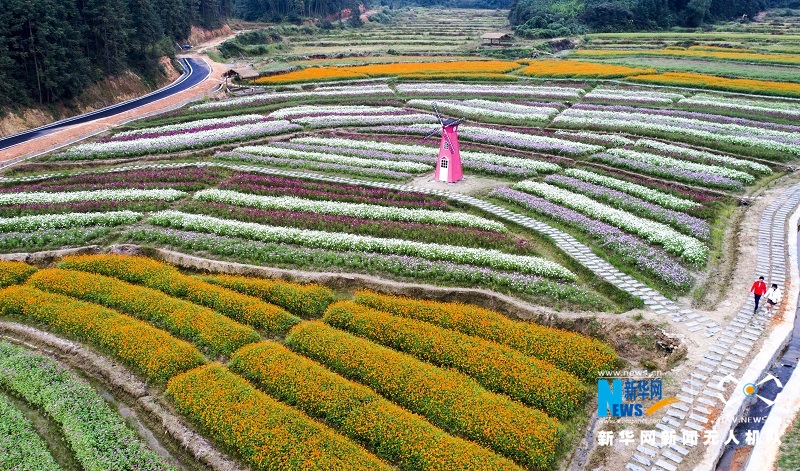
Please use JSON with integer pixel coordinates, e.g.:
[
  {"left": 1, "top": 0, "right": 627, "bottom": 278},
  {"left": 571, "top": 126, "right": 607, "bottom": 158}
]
[
  {"left": 0, "top": 167, "right": 226, "bottom": 193},
  {"left": 491, "top": 187, "right": 692, "bottom": 290},
  {"left": 214, "top": 152, "right": 412, "bottom": 181},
  {"left": 216, "top": 167, "right": 446, "bottom": 208},
  {"left": 544, "top": 174, "right": 710, "bottom": 239},
  {"left": 590, "top": 153, "right": 743, "bottom": 190}
]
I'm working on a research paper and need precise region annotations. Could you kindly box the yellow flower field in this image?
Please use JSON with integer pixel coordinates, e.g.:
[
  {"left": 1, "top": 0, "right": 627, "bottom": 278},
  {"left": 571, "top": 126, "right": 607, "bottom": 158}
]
[
  {"left": 0, "top": 285, "right": 204, "bottom": 382},
  {"left": 354, "top": 290, "right": 618, "bottom": 380},
  {"left": 201, "top": 273, "right": 335, "bottom": 317},
  {"left": 519, "top": 60, "right": 655, "bottom": 78},
  {"left": 255, "top": 66, "right": 367, "bottom": 84},
  {"left": 167, "top": 363, "right": 389, "bottom": 471},
  {"left": 627, "top": 72, "right": 800, "bottom": 97},
  {"left": 0, "top": 260, "right": 37, "bottom": 287},
  {"left": 231, "top": 341, "right": 522, "bottom": 471}
]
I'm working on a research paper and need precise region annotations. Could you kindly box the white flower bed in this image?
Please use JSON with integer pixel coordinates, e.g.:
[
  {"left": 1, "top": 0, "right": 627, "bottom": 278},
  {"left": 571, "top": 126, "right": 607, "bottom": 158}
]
[
  {"left": 189, "top": 84, "right": 395, "bottom": 111},
  {"left": 55, "top": 120, "right": 301, "bottom": 159},
  {"left": 113, "top": 115, "right": 266, "bottom": 137},
  {"left": 582, "top": 88, "right": 684, "bottom": 105},
  {"left": 553, "top": 131, "right": 634, "bottom": 147},
  {"left": 608, "top": 148, "right": 755, "bottom": 183},
  {"left": 292, "top": 113, "right": 437, "bottom": 128},
  {"left": 0, "top": 211, "right": 141, "bottom": 231},
  {"left": 406, "top": 99, "right": 560, "bottom": 123},
  {"left": 235, "top": 145, "right": 432, "bottom": 172},
  {"left": 291, "top": 136, "right": 561, "bottom": 173},
  {"left": 677, "top": 94, "right": 800, "bottom": 119},
  {"left": 563, "top": 168, "right": 698, "bottom": 211},
  {"left": 553, "top": 108, "right": 800, "bottom": 156},
  {"left": 0, "top": 189, "right": 186, "bottom": 205},
  {"left": 635, "top": 139, "right": 772, "bottom": 174},
  {"left": 395, "top": 83, "right": 583, "bottom": 99},
  {"left": 394, "top": 124, "right": 603, "bottom": 156},
  {"left": 269, "top": 105, "right": 402, "bottom": 119},
  {"left": 514, "top": 181, "right": 707, "bottom": 265},
  {"left": 148, "top": 210, "right": 576, "bottom": 280},
  {"left": 194, "top": 189, "right": 505, "bottom": 231}
]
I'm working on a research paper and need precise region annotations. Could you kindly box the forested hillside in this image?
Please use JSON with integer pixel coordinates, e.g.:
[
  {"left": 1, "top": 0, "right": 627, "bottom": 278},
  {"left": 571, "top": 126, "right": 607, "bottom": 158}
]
[
  {"left": 0, "top": 0, "right": 231, "bottom": 108},
  {"left": 509, "top": 0, "right": 795, "bottom": 36}
]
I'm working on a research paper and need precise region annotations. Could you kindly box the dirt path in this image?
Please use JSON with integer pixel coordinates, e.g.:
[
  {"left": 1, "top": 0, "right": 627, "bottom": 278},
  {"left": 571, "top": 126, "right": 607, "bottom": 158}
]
[{"left": 0, "top": 36, "right": 234, "bottom": 166}]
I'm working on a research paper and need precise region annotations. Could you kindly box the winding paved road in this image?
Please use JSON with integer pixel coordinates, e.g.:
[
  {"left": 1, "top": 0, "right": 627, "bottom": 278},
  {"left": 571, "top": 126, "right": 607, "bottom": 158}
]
[{"left": 0, "top": 57, "right": 211, "bottom": 152}]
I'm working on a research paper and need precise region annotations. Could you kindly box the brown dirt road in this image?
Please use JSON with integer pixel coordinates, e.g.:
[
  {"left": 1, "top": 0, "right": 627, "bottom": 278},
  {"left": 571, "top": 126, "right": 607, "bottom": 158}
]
[{"left": 0, "top": 52, "right": 230, "bottom": 167}]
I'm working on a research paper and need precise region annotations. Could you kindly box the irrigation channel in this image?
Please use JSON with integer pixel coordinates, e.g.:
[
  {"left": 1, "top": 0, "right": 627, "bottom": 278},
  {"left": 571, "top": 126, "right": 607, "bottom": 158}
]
[{"left": 716, "top": 236, "right": 800, "bottom": 470}]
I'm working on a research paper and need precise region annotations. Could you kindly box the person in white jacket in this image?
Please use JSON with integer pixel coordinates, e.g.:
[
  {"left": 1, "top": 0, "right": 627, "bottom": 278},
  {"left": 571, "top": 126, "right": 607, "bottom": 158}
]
[{"left": 765, "top": 283, "right": 782, "bottom": 316}]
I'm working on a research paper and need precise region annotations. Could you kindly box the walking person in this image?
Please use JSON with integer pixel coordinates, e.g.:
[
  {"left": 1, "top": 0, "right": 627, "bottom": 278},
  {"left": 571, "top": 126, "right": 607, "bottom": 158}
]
[
  {"left": 751, "top": 276, "right": 768, "bottom": 313},
  {"left": 765, "top": 283, "right": 782, "bottom": 316}
]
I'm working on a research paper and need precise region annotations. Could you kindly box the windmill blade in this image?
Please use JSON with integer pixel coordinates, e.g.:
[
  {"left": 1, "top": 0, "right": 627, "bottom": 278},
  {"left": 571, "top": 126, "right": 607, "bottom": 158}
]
[
  {"left": 452, "top": 117, "right": 466, "bottom": 126},
  {"left": 441, "top": 127, "right": 455, "bottom": 153},
  {"left": 432, "top": 102, "right": 445, "bottom": 125},
  {"left": 423, "top": 128, "right": 440, "bottom": 140}
]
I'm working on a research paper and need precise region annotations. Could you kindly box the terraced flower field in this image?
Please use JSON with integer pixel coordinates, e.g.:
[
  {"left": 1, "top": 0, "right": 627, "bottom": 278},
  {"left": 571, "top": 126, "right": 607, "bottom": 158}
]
[{"left": 0, "top": 256, "right": 617, "bottom": 471}]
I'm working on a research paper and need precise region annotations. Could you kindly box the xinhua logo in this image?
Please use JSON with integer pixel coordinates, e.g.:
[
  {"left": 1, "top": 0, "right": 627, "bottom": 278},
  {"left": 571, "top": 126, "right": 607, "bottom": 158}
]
[{"left": 598, "top": 379, "right": 676, "bottom": 417}]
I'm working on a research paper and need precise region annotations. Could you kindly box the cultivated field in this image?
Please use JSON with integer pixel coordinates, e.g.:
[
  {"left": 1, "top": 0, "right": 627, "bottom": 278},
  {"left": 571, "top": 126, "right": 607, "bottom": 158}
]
[{"left": 3, "top": 7, "right": 800, "bottom": 471}]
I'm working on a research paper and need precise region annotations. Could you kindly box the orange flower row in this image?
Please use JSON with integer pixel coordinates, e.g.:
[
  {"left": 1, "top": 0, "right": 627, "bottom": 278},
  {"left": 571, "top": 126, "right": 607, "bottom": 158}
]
[
  {"left": 324, "top": 301, "right": 585, "bottom": 420},
  {"left": 256, "top": 60, "right": 522, "bottom": 84},
  {"left": 231, "top": 341, "right": 522, "bottom": 471},
  {"left": 285, "top": 321, "right": 562, "bottom": 470},
  {"left": 400, "top": 73, "right": 518, "bottom": 82},
  {"left": 519, "top": 60, "right": 655, "bottom": 78},
  {"left": 202, "top": 273, "right": 335, "bottom": 318},
  {"left": 0, "top": 261, "right": 37, "bottom": 288},
  {"left": 57, "top": 255, "right": 301, "bottom": 335},
  {"left": 0, "top": 285, "right": 204, "bottom": 382},
  {"left": 353, "top": 290, "right": 618, "bottom": 381},
  {"left": 27, "top": 268, "right": 260, "bottom": 357},
  {"left": 167, "top": 363, "right": 389, "bottom": 471},
  {"left": 628, "top": 72, "right": 800, "bottom": 98},
  {"left": 255, "top": 67, "right": 367, "bottom": 84}
]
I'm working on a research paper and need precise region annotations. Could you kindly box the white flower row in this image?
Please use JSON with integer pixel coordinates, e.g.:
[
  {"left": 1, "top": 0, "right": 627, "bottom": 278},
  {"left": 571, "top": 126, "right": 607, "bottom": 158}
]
[
  {"left": 608, "top": 148, "right": 755, "bottom": 183},
  {"left": 409, "top": 124, "right": 605, "bottom": 156},
  {"left": 189, "top": 84, "right": 395, "bottom": 110},
  {"left": 553, "top": 108, "right": 800, "bottom": 156},
  {"left": 636, "top": 139, "right": 772, "bottom": 174},
  {"left": 194, "top": 188, "right": 505, "bottom": 231},
  {"left": 678, "top": 94, "right": 800, "bottom": 119},
  {"left": 563, "top": 168, "right": 698, "bottom": 211},
  {"left": 553, "top": 130, "right": 634, "bottom": 147},
  {"left": 406, "top": 99, "right": 560, "bottom": 123},
  {"left": 0, "top": 189, "right": 186, "bottom": 205},
  {"left": 0, "top": 211, "right": 141, "bottom": 231},
  {"left": 514, "top": 181, "right": 707, "bottom": 265},
  {"left": 583, "top": 88, "right": 684, "bottom": 104},
  {"left": 56, "top": 120, "right": 301, "bottom": 159},
  {"left": 149, "top": 210, "right": 576, "bottom": 280},
  {"left": 291, "top": 136, "right": 561, "bottom": 173},
  {"left": 113, "top": 114, "right": 266, "bottom": 137},
  {"left": 269, "top": 105, "right": 401, "bottom": 119},
  {"left": 292, "top": 113, "right": 438, "bottom": 128},
  {"left": 395, "top": 83, "right": 583, "bottom": 99},
  {"left": 235, "top": 145, "right": 432, "bottom": 172}
]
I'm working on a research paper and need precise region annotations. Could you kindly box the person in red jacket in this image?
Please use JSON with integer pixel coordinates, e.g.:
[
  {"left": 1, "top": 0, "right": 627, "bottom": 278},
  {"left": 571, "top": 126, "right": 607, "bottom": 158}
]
[{"left": 751, "top": 276, "right": 768, "bottom": 313}]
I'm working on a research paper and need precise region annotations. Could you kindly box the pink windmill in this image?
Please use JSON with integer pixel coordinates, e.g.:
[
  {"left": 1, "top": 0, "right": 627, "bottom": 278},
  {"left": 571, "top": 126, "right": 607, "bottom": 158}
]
[{"left": 424, "top": 103, "right": 465, "bottom": 183}]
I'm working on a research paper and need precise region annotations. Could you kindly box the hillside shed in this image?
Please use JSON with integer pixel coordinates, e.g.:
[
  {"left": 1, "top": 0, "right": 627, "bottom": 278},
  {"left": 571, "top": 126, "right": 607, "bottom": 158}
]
[
  {"left": 224, "top": 67, "right": 260, "bottom": 83},
  {"left": 481, "top": 32, "right": 512, "bottom": 46}
]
